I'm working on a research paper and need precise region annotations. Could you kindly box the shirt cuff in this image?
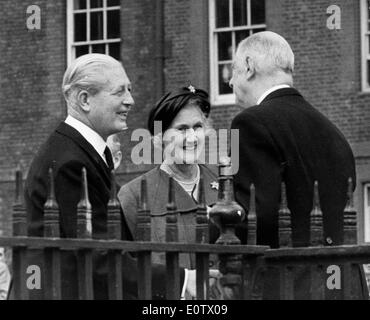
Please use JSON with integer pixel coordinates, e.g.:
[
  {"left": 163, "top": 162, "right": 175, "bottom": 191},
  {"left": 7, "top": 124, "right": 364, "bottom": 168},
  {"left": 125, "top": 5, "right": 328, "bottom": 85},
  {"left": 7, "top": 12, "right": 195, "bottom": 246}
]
[{"left": 181, "top": 268, "right": 189, "bottom": 300}]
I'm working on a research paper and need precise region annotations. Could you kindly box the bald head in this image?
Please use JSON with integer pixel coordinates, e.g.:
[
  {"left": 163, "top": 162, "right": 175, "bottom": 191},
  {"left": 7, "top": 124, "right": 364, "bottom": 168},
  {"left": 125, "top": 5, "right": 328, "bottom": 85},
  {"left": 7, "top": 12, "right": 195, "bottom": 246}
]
[
  {"left": 236, "top": 31, "right": 294, "bottom": 77},
  {"left": 62, "top": 53, "right": 124, "bottom": 110}
]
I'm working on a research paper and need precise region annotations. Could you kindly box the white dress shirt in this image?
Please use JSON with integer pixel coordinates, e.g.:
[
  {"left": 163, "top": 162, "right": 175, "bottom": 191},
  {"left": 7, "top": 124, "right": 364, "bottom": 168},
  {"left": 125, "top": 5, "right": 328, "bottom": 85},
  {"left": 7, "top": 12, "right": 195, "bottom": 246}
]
[
  {"left": 64, "top": 115, "right": 109, "bottom": 165},
  {"left": 256, "top": 84, "right": 291, "bottom": 105}
]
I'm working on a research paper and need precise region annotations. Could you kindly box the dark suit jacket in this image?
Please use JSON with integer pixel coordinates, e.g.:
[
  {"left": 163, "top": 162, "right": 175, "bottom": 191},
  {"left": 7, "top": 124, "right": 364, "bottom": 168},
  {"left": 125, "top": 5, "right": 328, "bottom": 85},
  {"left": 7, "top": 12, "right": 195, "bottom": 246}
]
[
  {"left": 231, "top": 88, "right": 368, "bottom": 299},
  {"left": 118, "top": 165, "right": 220, "bottom": 268},
  {"left": 24, "top": 122, "right": 182, "bottom": 299}
]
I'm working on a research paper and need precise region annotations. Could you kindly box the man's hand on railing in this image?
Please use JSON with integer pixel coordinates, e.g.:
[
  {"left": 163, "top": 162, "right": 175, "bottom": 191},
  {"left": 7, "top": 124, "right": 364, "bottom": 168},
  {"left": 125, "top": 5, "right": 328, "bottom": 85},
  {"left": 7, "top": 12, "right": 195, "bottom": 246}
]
[{"left": 184, "top": 269, "right": 221, "bottom": 299}]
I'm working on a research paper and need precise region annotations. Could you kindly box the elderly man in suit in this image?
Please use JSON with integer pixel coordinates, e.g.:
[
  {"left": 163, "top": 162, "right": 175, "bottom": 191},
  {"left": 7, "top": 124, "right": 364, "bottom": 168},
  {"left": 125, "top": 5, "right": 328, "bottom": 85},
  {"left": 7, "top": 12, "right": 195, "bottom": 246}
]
[
  {"left": 24, "top": 53, "right": 201, "bottom": 299},
  {"left": 229, "top": 31, "right": 369, "bottom": 299}
]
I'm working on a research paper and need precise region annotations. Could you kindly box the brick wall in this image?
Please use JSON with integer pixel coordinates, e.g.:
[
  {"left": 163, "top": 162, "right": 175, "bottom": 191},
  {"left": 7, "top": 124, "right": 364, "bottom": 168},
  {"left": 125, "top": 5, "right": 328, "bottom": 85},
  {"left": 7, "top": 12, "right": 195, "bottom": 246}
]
[{"left": 0, "top": 0, "right": 66, "bottom": 235}]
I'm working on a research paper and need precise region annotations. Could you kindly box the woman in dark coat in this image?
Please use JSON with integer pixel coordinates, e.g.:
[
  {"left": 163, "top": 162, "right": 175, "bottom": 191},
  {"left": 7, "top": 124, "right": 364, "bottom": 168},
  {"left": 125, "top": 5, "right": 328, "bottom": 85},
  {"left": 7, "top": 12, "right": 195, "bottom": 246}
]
[{"left": 118, "top": 86, "right": 220, "bottom": 269}]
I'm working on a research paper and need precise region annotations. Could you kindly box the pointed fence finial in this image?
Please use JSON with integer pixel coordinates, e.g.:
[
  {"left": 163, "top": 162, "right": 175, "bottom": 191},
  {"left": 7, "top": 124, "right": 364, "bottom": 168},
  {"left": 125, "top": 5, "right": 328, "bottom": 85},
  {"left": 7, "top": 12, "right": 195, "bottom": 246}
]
[
  {"left": 310, "top": 181, "right": 324, "bottom": 246},
  {"left": 44, "top": 168, "right": 60, "bottom": 238},
  {"left": 136, "top": 176, "right": 151, "bottom": 241},
  {"left": 343, "top": 177, "right": 357, "bottom": 244},
  {"left": 77, "top": 167, "right": 92, "bottom": 238},
  {"left": 13, "top": 169, "right": 27, "bottom": 236},
  {"left": 247, "top": 184, "right": 257, "bottom": 245},
  {"left": 278, "top": 182, "right": 292, "bottom": 248},
  {"left": 107, "top": 171, "right": 121, "bottom": 240}
]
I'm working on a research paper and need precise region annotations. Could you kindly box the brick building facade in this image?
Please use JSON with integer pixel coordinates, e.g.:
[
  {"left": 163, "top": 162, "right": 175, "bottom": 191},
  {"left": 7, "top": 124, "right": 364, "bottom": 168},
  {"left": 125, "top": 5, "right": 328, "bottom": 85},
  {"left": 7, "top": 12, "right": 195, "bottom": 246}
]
[{"left": 1, "top": 0, "right": 370, "bottom": 242}]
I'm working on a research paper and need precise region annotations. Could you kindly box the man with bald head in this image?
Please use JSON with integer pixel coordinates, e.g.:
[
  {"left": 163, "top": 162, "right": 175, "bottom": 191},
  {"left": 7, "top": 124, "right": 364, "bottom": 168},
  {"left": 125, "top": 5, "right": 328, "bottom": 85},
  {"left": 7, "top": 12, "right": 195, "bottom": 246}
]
[
  {"left": 24, "top": 54, "right": 187, "bottom": 299},
  {"left": 230, "top": 32, "right": 368, "bottom": 299}
]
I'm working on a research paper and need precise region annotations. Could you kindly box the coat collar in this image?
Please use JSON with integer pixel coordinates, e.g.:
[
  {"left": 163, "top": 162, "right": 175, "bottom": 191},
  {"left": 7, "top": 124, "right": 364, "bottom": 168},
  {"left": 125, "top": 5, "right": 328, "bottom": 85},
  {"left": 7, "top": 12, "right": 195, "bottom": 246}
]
[
  {"left": 148, "top": 165, "right": 218, "bottom": 216},
  {"left": 261, "top": 87, "right": 302, "bottom": 104},
  {"left": 55, "top": 122, "right": 111, "bottom": 176}
]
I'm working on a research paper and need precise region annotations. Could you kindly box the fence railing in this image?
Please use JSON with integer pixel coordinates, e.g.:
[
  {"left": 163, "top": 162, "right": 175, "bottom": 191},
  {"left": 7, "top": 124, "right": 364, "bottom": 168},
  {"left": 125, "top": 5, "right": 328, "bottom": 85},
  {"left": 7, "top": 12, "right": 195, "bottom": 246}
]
[{"left": 0, "top": 161, "right": 369, "bottom": 300}]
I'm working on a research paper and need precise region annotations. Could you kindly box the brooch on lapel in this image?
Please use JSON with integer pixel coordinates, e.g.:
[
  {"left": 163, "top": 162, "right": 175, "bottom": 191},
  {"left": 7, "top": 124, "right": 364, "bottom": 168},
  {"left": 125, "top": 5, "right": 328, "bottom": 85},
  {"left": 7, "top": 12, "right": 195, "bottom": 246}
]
[{"left": 210, "top": 181, "right": 219, "bottom": 190}]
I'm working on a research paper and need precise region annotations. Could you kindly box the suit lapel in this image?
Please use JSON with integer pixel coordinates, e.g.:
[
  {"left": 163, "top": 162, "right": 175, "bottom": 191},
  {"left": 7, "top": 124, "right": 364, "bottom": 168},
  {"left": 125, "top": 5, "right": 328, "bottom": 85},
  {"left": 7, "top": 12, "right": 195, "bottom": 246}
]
[{"left": 55, "top": 122, "right": 111, "bottom": 180}]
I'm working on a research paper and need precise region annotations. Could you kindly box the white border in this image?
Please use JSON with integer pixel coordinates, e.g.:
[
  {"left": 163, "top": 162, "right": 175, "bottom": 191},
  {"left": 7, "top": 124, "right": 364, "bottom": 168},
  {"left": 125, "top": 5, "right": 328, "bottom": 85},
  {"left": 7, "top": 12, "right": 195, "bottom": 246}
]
[{"left": 364, "top": 183, "right": 370, "bottom": 242}]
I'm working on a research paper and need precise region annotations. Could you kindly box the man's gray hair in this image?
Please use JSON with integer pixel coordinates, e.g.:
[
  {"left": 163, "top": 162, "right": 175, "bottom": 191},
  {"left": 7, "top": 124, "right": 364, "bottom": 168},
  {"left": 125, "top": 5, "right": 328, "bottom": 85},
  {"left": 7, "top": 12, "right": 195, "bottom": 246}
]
[
  {"left": 62, "top": 53, "right": 122, "bottom": 107},
  {"left": 237, "top": 31, "right": 294, "bottom": 76}
]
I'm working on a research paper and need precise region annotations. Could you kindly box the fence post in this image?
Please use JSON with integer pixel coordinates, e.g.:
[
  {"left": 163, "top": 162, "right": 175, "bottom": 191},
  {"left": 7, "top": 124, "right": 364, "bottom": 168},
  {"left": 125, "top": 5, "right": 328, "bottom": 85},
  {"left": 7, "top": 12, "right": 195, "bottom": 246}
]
[
  {"left": 309, "top": 181, "right": 325, "bottom": 300},
  {"left": 278, "top": 182, "right": 294, "bottom": 300},
  {"left": 76, "top": 167, "right": 93, "bottom": 300},
  {"left": 107, "top": 171, "right": 123, "bottom": 300},
  {"left": 195, "top": 173, "right": 210, "bottom": 300},
  {"left": 12, "top": 169, "right": 29, "bottom": 300},
  {"left": 165, "top": 177, "right": 180, "bottom": 299},
  {"left": 43, "top": 168, "right": 61, "bottom": 299},
  {"left": 137, "top": 176, "right": 152, "bottom": 300},
  {"left": 279, "top": 182, "right": 292, "bottom": 248},
  {"left": 209, "top": 158, "right": 246, "bottom": 300},
  {"left": 343, "top": 177, "right": 357, "bottom": 245},
  {"left": 247, "top": 184, "right": 257, "bottom": 245}
]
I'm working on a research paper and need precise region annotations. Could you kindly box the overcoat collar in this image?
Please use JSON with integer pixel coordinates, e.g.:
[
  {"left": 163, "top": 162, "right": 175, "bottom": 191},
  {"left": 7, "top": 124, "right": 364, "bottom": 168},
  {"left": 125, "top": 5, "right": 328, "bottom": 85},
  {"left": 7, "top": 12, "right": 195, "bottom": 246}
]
[
  {"left": 147, "top": 165, "right": 218, "bottom": 216},
  {"left": 262, "top": 87, "right": 302, "bottom": 104}
]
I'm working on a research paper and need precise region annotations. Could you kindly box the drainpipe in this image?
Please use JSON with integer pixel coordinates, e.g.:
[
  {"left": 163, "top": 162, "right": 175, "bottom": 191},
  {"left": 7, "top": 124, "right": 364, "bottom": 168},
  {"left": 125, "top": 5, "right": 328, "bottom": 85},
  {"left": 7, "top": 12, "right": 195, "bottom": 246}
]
[{"left": 155, "top": 0, "right": 165, "bottom": 100}]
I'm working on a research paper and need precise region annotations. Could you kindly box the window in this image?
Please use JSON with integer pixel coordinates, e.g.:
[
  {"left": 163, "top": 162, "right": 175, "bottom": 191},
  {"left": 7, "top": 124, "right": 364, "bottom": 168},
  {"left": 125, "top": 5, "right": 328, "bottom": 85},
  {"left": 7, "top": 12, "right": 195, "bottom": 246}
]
[
  {"left": 67, "top": 0, "right": 121, "bottom": 64},
  {"left": 364, "top": 183, "right": 370, "bottom": 242},
  {"left": 361, "top": 0, "right": 370, "bottom": 92},
  {"left": 209, "top": 0, "right": 266, "bottom": 105}
]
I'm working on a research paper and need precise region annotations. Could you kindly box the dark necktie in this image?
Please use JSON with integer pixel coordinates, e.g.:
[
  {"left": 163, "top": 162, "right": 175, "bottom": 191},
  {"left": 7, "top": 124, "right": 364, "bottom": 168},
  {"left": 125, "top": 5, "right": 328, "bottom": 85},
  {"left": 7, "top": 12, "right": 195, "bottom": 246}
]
[{"left": 104, "top": 146, "right": 114, "bottom": 171}]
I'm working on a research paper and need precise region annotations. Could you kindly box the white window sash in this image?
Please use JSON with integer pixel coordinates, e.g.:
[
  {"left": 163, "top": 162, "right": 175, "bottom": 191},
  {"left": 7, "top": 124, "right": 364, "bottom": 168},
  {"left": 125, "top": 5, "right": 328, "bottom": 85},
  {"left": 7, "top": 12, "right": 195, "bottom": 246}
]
[
  {"left": 209, "top": 0, "right": 266, "bottom": 105},
  {"left": 66, "top": 0, "right": 120, "bottom": 65}
]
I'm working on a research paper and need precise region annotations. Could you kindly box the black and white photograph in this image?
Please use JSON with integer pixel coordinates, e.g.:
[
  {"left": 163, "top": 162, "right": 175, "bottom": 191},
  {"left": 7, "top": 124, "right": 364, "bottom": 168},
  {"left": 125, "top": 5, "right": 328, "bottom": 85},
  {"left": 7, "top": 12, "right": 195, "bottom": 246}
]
[{"left": 1, "top": 0, "right": 370, "bottom": 308}]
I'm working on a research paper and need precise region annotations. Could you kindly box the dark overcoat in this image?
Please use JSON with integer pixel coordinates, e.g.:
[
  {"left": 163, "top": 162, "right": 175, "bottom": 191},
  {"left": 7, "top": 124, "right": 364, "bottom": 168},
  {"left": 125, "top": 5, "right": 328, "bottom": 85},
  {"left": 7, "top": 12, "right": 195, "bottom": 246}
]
[
  {"left": 24, "top": 122, "right": 180, "bottom": 299},
  {"left": 231, "top": 88, "right": 369, "bottom": 299}
]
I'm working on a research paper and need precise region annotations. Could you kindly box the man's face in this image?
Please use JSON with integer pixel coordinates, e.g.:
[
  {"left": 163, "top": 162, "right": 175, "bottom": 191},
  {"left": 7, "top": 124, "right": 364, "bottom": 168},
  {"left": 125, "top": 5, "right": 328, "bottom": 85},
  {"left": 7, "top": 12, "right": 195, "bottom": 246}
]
[
  {"left": 87, "top": 66, "right": 134, "bottom": 140},
  {"left": 229, "top": 50, "right": 250, "bottom": 107}
]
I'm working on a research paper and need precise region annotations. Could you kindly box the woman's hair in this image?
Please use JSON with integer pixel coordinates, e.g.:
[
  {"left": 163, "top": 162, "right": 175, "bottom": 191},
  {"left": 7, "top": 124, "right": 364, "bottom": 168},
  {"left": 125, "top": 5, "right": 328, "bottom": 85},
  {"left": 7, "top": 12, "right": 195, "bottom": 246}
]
[{"left": 147, "top": 86, "right": 211, "bottom": 135}]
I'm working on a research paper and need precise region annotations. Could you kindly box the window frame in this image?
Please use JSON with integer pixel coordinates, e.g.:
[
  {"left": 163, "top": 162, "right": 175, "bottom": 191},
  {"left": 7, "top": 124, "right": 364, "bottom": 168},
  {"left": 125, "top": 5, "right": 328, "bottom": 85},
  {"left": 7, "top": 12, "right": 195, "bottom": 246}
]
[
  {"left": 66, "top": 0, "right": 121, "bottom": 65},
  {"left": 209, "top": 0, "right": 266, "bottom": 105},
  {"left": 361, "top": 0, "right": 370, "bottom": 92}
]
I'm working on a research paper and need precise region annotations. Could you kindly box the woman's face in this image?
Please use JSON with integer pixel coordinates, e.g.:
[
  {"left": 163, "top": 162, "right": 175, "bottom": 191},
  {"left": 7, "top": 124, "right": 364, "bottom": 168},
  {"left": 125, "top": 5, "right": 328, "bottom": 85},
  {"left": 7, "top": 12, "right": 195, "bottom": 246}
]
[{"left": 162, "top": 104, "right": 207, "bottom": 165}]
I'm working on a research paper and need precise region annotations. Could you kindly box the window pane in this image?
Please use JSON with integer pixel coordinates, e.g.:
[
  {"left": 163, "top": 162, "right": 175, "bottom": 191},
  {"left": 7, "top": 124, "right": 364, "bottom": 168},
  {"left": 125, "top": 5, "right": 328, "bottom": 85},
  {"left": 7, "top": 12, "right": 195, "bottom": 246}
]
[
  {"left": 74, "top": 0, "right": 86, "bottom": 10},
  {"left": 233, "top": 0, "right": 248, "bottom": 26},
  {"left": 251, "top": 0, "right": 265, "bottom": 24},
  {"left": 92, "top": 43, "right": 106, "bottom": 54},
  {"left": 216, "top": 0, "right": 230, "bottom": 28},
  {"left": 219, "top": 64, "right": 233, "bottom": 94},
  {"left": 236, "top": 30, "right": 250, "bottom": 47},
  {"left": 107, "top": 0, "right": 120, "bottom": 6},
  {"left": 109, "top": 42, "right": 120, "bottom": 60},
  {"left": 90, "top": 0, "right": 103, "bottom": 8},
  {"left": 368, "top": 60, "right": 370, "bottom": 87},
  {"left": 74, "top": 13, "right": 87, "bottom": 42},
  {"left": 75, "top": 45, "right": 89, "bottom": 57},
  {"left": 107, "top": 10, "right": 120, "bottom": 38},
  {"left": 90, "top": 11, "right": 104, "bottom": 40},
  {"left": 218, "top": 32, "right": 232, "bottom": 61}
]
